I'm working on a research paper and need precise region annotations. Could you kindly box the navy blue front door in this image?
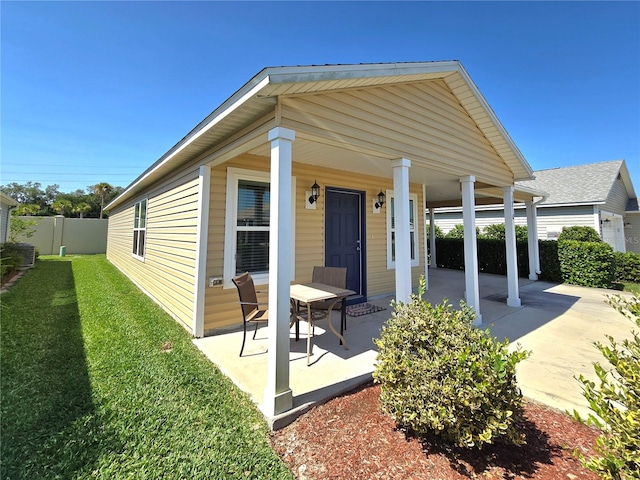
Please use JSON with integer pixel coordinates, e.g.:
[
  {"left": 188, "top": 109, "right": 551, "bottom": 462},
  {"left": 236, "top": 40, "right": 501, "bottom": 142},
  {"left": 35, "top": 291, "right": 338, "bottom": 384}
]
[{"left": 325, "top": 188, "right": 365, "bottom": 303}]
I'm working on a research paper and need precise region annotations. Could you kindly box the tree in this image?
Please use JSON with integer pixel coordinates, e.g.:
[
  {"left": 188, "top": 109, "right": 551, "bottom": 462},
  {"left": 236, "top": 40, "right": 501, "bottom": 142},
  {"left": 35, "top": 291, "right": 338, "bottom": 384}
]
[
  {"left": 8, "top": 216, "right": 36, "bottom": 243},
  {"left": 426, "top": 223, "right": 444, "bottom": 240},
  {"left": 15, "top": 204, "right": 41, "bottom": 216},
  {"left": 92, "top": 183, "right": 113, "bottom": 219},
  {"left": 1, "top": 182, "right": 46, "bottom": 207},
  {"left": 52, "top": 199, "right": 73, "bottom": 216},
  {"left": 444, "top": 224, "right": 480, "bottom": 239},
  {"left": 44, "top": 184, "right": 60, "bottom": 207},
  {"left": 72, "top": 202, "right": 92, "bottom": 218},
  {"left": 481, "top": 223, "right": 528, "bottom": 242}
]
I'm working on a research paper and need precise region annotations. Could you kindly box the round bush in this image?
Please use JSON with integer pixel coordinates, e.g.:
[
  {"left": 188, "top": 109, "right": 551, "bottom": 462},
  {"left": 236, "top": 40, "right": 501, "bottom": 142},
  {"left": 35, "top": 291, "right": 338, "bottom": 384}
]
[
  {"left": 558, "top": 226, "right": 602, "bottom": 243},
  {"left": 373, "top": 276, "right": 529, "bottom": 449}
]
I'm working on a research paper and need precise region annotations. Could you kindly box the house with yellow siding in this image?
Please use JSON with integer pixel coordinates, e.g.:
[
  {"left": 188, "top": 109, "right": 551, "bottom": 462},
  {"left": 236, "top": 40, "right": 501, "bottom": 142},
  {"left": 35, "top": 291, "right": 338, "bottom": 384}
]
[{"left": 106, "top": 61, "right": 542, "bottom": 416}]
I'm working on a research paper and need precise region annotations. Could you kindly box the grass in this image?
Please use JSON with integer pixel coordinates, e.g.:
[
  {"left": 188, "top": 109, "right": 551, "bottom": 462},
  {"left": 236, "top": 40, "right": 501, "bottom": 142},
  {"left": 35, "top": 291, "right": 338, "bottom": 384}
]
[
  {"left": 623, "top": 282, "right": 640, "bottom": 295},
  {"left": 1, "top": 255, "right": 292, "bottom": 480}
]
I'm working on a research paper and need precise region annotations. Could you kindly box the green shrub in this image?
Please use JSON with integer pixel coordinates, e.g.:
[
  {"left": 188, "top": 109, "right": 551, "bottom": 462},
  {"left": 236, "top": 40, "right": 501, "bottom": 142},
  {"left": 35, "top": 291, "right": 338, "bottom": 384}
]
[
  {"left": 481, "top": 223, "right": 528, "bottom": 242},
  {"left": 0, "top": 243, "right": 23, "bottom": 280},
  {"left": 373, "top": 276, "right": 530, "bottom": 449},
  {"left": 558, "top": 225, "right": 602, "bottom": 243},
  {"left": 539, "top": 240, "right": 562, "bottom": 282},
  {"left": 435, "top": 238, "right": 529, "bottom": 277},
  {"left": 426, "top": 223, "right": 444, "bottom": 240},
  {"left": 575, "top": 294, "right": 640, "bottom": 479},
  {"left": 445, "top": 224, "right": 480, "bottom": 239},
  {"left": 434, "top": 238, "right": 465, "bottom": 269},
  {"left": 559, "top": 240, "right": 615, "bottom": 288},
  {"left": 8, "top": 216, "right": 36, "bottom": 243},
  {"left": 613, "top": 251, "right": 640, "bottom": 284}
]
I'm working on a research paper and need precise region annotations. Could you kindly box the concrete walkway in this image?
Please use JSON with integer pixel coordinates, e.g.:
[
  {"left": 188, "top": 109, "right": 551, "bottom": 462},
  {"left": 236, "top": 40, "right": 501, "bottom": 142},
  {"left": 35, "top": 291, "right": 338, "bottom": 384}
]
[{"left": 194, "top": 269, "right": 636, "bottom": 428}]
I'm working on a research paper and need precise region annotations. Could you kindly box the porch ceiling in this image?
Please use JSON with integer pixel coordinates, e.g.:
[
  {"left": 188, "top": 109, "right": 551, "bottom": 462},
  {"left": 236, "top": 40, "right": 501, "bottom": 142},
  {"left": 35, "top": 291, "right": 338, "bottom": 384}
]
[{"left": 246, "top": 137, "right": 540, "bottom": 208}]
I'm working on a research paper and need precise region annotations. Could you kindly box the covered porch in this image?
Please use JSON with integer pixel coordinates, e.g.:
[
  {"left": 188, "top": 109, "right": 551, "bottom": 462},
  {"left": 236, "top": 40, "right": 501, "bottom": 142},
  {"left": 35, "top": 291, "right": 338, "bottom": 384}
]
[{"left": 194, "top": 268, "right": 540, "bottom": 429}]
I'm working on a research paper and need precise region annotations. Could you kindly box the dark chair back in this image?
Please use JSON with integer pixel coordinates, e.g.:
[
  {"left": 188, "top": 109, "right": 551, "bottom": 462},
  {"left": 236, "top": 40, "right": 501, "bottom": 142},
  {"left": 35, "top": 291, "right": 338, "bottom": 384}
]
[
  {"left": 312, "top": 266, "right": 347, "bottom": 289},
  {"left": 232, "top": 272, "right": 259, "bottom": 320}
]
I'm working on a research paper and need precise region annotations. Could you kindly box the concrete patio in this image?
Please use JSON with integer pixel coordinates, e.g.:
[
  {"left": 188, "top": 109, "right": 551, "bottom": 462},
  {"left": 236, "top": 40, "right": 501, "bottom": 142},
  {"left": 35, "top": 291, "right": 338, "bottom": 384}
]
[{"left": 194, "top": 268, "right": 636, "bottom": 428}]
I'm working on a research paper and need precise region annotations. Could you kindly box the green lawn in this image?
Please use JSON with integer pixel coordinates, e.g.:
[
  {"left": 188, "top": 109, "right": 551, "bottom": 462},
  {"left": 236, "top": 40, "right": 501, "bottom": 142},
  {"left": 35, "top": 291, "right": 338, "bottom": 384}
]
[
  {"left": 1, "top": 255, "right": 292, "bottom": 479},
  {"left": 624, "top": 282, "right": 640, "bottom": 295}
]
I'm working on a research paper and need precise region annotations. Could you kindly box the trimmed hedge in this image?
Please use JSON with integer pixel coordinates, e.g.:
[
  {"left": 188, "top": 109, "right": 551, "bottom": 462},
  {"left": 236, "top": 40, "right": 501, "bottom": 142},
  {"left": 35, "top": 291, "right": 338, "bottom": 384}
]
[
  {"left": 538, "top": 240, "right": 562, "bottom": 282},
  {"left": 613, "top": 251, "right": 640, "bottom": 284},
  {"left": 558, "top": 240, "right": 615, "bottom": 288},
  {"left": 435, "top": 238, "right": 531, "bottom": 278}
]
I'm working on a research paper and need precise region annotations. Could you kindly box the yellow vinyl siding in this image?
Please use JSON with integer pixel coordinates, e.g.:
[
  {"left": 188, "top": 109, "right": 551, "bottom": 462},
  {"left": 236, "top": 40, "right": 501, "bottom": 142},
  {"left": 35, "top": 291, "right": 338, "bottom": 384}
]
[
  {"left": 202, "top": 153, "right": 424, "bottom": 332},
  {"left": 280, "top": 80, "right": 513, "bottom": 186},
  {"left": 107, "top": 168, "right": 200, "bottom": 329}
]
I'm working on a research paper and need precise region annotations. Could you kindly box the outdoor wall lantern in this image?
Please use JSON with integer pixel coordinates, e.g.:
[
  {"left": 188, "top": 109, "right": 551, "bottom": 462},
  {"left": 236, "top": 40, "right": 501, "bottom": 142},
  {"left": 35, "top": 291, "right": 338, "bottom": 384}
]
[
  {"left": 308, "top": 180, "right": 320, "bottom": 204},
  {"left": 375, "top": 190, "right": 386, "bottom": 209}
]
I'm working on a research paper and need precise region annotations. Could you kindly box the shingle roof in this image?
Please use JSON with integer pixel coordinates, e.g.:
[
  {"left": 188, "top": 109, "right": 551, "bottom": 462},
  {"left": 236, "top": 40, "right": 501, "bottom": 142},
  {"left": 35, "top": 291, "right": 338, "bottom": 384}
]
[
  {"left": 516, "top": 160, "right": 625, "bottom": 205},
  {"left": 627, "top": 197, "right": 639, "bottom": 212}
]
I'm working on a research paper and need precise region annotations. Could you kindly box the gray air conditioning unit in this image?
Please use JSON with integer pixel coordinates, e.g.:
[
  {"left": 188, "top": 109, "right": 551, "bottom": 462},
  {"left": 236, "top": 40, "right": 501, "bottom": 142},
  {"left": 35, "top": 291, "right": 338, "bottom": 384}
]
[{"left": 17, "top": 243, "right": 36, "bottom": 267}]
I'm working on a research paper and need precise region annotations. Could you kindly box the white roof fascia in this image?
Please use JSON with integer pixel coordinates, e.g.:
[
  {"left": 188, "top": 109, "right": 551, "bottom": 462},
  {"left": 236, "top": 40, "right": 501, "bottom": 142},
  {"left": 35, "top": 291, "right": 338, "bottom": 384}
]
[
  {"left": 539, "top": 201, "right": 606, "bottom": 208},
  {"left": 1, "top": 192, "right": 18, "bottom": 206},
  {"left": 618, "top": 160, "right": 637, "bottom": 198},
  {"left": 106, "top": 74, "right": 271, "bottom": 210},
  {"left": 265, "top": 61, "right": 461, "bottom": 84}
]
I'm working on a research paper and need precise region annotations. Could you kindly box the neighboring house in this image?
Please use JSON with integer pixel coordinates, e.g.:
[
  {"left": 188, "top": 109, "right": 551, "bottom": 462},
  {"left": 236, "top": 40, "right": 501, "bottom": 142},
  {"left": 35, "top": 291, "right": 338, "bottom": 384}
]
[
  {"left": 0, "top": 192, "right": 18, "bottom": 244},
  {"left": 106, "top": 61, "right": 541, "bottom": 416},
  {"left": 434, "top": 159, "right": 640, "bottom": 254}
]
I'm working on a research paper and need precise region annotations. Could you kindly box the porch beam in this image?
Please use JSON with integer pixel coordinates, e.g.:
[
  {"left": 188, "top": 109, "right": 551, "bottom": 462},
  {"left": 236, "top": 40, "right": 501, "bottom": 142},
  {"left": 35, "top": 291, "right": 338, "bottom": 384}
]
[
  {"left": 460, "top": 176, "right": 482, "bottom": 325},
  {"left": 264, "top": 127, "right": 295, "bottom": 416},
  {"left": 392, "top": 158, "right": 412, "bottom": 303},
  {"left": 525, "top": 201, "right": 540, "bottom": 280},
  {"left": 503, "top": 186, "right": 521, "bottom": 307}
]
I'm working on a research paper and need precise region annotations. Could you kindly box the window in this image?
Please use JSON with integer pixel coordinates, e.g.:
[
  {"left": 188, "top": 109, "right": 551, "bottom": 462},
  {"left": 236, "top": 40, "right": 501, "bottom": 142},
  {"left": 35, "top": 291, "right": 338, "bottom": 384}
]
[
  {"left": 133, "top": 199, "right": 147, "bottom": 259},
  {"left": 387, "top": 191, "right": 419, "bottom": 269},
  {"left": 224, "top": 168, "right": 295, "bottom": 287}
]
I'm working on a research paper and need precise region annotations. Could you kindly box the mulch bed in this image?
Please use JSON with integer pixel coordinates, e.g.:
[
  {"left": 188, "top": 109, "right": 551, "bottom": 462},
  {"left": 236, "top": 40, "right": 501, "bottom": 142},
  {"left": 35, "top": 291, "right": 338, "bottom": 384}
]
[{"left": 270, "top": 383, "right": 601, "bottom": 479}]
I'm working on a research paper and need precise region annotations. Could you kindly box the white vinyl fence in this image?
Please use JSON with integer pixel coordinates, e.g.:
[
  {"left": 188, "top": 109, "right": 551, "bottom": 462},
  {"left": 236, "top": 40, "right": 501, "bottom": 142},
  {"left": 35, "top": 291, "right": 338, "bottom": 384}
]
[{"left": 14, "top": 216, "right": 108, "bottom": 255}]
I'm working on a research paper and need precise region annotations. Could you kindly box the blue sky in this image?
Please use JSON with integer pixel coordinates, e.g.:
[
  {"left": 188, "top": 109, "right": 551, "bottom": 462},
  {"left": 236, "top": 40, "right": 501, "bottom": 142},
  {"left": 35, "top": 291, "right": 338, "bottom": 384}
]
[{"left": 2, "top": 1, "right": 639, "bottom": 196}]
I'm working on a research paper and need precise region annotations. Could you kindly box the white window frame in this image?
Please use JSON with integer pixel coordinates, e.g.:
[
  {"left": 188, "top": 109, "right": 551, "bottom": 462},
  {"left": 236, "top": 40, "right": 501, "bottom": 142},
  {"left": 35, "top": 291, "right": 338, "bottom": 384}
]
[
  {"left": 132, "top": 198, "right": 148, "bottom": 261},
  {"left": 223, "top": 167, "right": 296, "bottom": 288},
  {"left": 386, "top": 190, "right": 420, "bottom": 269}
]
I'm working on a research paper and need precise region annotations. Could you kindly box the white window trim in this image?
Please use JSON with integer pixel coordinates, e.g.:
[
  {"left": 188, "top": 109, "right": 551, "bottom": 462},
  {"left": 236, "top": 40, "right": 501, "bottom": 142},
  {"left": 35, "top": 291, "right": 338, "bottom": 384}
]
[
  {"left": 386, "top": 190, "right": 420, "bottom": 269},
  {"left": 223, "top": 167, "right": 296, "bottom": 288},
  {"left": 132, "top": 198, "right": 148, "bottom": 261}
]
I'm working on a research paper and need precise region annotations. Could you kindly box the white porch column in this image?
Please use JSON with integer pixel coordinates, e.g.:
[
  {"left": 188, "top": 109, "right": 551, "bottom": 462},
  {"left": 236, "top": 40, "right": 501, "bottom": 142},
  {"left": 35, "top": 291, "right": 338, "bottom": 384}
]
[
  {"left": 265, "top": 127, "right": 295, "bottom": 416},
  {"left": 193, "top": 165, "right": 211, "bottom": 338},
  {"left": 429, "top": 208, "right": 437, "bottom": 270},
  {"left": 460, "top": 176, "right": 482, "bottom": 325},
  {"left": 392, "top": 158, "right": 412, "bottom": 303},
  {"left": 422, "top": 184, "right": 429, "bottom": 290},
  {"left": 525, "top": 201, "right": 540, "bottom": 281},
  {"left": 503, "top": 186, "right": 521, "bottom": 307}
]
